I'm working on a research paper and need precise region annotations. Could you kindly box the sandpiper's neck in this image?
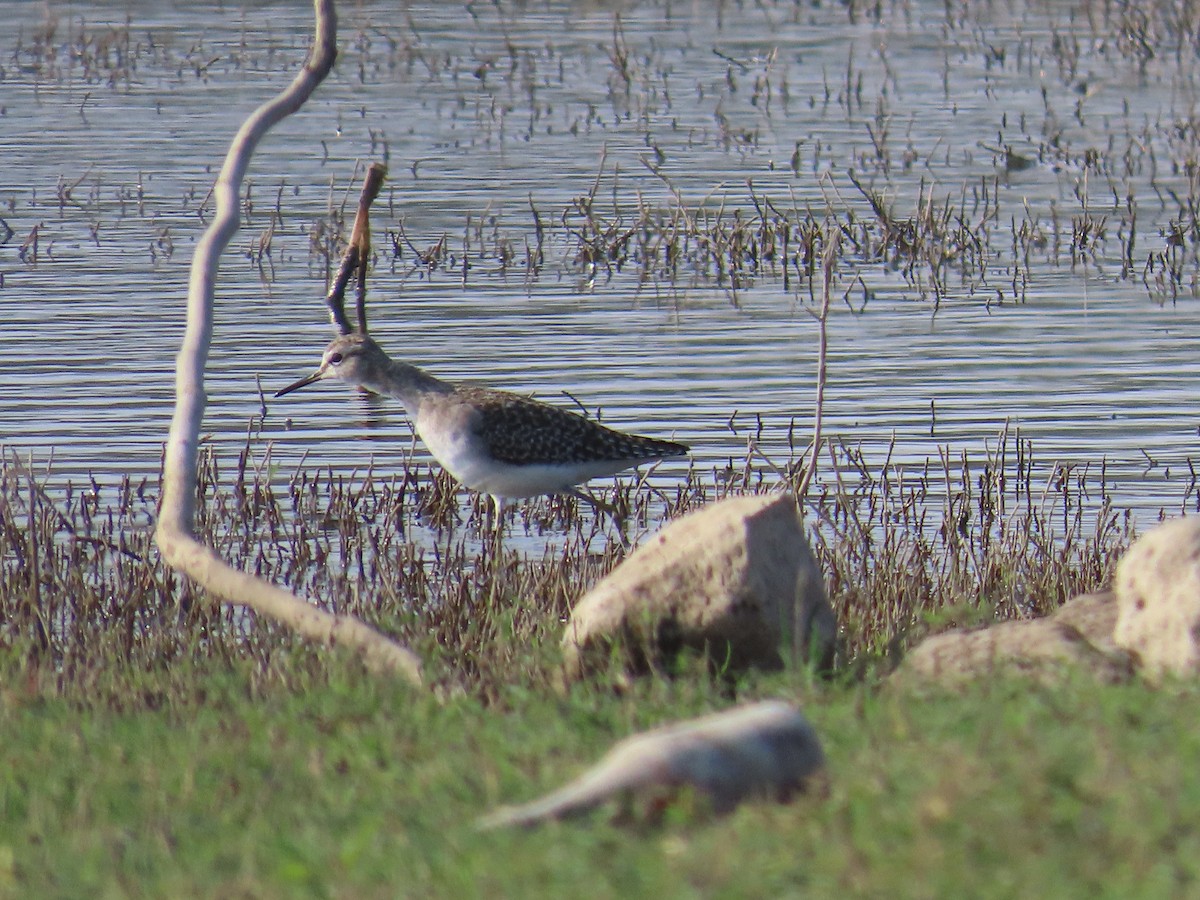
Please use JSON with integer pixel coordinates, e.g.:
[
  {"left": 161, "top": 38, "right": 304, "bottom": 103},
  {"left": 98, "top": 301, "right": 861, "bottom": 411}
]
[{"left": 363, "top": 350, "right": 451, "bottom": 415}]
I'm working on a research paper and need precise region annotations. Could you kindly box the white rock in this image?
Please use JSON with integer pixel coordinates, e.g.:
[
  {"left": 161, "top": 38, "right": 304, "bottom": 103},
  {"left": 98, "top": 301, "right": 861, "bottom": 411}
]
[
  {"left": 1114, "top": 516, "right": 1200, "bottom": 680},
  {"left": 561, "top": 493, "right": 835, "bottom": 682},
  {"left": 478, "top": 701, "right": 826, "bottom": 828}
]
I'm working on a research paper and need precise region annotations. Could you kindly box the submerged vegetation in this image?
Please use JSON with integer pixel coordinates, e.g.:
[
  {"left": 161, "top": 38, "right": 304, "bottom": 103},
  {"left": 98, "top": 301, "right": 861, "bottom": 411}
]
[{"left": 12, "top": 0, "right": 1200, "bottom": 304}]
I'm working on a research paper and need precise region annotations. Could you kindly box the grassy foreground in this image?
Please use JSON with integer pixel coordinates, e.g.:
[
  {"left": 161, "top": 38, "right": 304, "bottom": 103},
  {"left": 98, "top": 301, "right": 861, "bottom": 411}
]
[
  {"left": 0, "top": 436, "right": 1163, "bottom": 897},
  {"left": 0, "top": 650, "right": 1196, "bottom": 899}
]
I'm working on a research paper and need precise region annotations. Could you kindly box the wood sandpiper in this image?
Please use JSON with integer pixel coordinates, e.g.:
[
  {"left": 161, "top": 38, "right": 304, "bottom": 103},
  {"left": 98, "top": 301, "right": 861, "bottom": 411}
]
[{"left": 275, "top": 332, "right": 689, "bottom": 513}]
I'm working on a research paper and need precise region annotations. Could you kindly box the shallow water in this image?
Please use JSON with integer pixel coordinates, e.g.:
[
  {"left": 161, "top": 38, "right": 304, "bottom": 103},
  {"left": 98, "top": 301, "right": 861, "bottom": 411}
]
[{"left": 3, "top": 0, "right": 1200, "bottom": 525}]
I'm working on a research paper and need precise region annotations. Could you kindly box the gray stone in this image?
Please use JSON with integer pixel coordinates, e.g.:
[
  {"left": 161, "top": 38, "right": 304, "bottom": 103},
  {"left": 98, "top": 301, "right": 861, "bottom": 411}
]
[
  {"left": 560, "top": 493, "right": 835, "bottom": 682},
  {"left": 478, "top": 701, "right": 826, "bottom": 828}
]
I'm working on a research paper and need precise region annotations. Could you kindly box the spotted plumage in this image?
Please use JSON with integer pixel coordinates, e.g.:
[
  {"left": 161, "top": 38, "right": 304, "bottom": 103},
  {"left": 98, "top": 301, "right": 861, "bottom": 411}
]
[
  {"left": 462, "top": 386, "right": 686, "bottom": 467},
  {"left": 275, "top": 333, "right": 688, "bottom": 501}
]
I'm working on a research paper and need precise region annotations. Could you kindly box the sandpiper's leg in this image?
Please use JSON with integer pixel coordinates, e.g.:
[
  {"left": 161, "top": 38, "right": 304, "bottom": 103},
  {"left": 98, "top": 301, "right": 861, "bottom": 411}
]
[
  {"left": 488, "top": 494, "right": 505, "bottom": 550},
  {"left": 566, "top": 486, "right": 615, "bottom": 518},
  {"left": 565, "top": 487, "right": 632, "bottom": 549}
]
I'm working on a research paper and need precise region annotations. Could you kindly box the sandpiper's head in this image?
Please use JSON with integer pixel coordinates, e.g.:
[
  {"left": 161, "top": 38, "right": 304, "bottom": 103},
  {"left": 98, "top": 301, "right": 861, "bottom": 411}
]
[{"left": 274, "top": 333, "right": 381, "bottom": 398}]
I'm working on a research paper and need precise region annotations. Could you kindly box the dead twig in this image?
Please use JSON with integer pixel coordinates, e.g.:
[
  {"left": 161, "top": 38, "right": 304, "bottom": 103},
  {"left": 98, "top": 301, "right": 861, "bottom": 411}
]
[{"left": 795, "top": 226, "right": 841, "bottom": 502}]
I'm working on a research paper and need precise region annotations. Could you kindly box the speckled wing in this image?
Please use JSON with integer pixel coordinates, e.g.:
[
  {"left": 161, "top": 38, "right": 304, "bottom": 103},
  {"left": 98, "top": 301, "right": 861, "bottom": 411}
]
[{"left": 461, "top": 386, "right": 688, "bottom": 466}]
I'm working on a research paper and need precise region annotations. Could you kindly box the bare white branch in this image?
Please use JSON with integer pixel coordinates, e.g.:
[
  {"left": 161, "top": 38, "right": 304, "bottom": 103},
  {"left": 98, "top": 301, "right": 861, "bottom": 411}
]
[{"left": 155, "top": 0, "right": 423, "bottom": 685}]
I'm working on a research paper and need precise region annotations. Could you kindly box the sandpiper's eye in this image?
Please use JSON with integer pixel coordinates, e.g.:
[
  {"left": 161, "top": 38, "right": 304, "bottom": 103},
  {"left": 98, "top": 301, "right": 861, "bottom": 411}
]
[{"left": 328, "top": 352, "right": 344, "bottom": 365}]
